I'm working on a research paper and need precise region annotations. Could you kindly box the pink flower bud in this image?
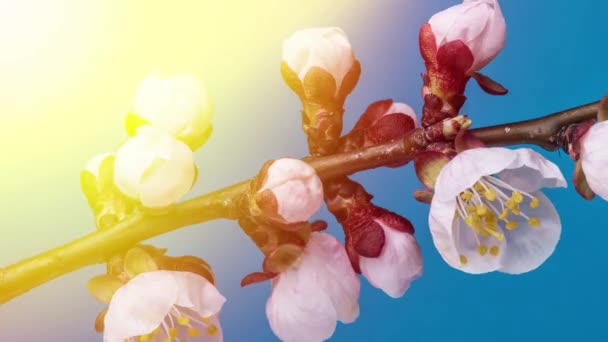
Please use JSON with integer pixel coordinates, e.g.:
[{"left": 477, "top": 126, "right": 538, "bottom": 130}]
[
  {"left": 257, "top": 158, "right": 323, "bottom": 223},
  {"left": 580, "top": 121, "right": 608, "bottom": 201},
  {"left": 428, "top": 0, "right": 506, "bottom": 74}
]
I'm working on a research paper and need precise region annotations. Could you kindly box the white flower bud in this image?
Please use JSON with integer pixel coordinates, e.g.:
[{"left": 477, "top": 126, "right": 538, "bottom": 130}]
[
  {"left": 580, "top": 121, "right": 608, "bottom": 201},
  {"left": 132, "top": 72, "right": 213, "bottom": 150},
  {"left": 428, "top": 0, "right": 506, "bottom": 73},
  {"left": 282, "top": 27, "right": 355, "bottom": 89},
  {"left": 114, "top": 126, "right": 195, "bottom": 208},
  {"left": 258, "top": 158, "right": 323, "bottom": 223}
]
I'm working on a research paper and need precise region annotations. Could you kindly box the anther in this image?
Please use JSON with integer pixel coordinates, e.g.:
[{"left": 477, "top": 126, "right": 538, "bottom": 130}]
[
  {"left": 459, "top": 255, "right": 468, "bottom": 264},
  {"left": 489, "top": 246, "right": 500, "bottom": 256},
  {"left": 207, "top": 325, "right": 219, "bottom": 336},
  {"left": 528, "top": 217, "right": 540, "bottom": 228},
  {"left": 530, "top": 197, "right": 539, "bottom": 208},
  {"left": 478, "top": 245, "right": 488, "bottom": 256},
  {"left": 505, "top": 221, "right": 519, "bottom": 230}
]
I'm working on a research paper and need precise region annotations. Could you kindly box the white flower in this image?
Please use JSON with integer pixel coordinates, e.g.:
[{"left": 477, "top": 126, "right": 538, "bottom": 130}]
[
  {"left": 282, "top": 27, "right": 355, "bottom": 89},
  {"left": 580, "top": 120, "right": 608, "bottom": 201},
  {"left": 114, "top": 126, "right": 195, "bottom": 208},
  {"left": 104, "top": 271, "right": 226, "bottom": 342},
  {"left": 133, "top": 72, "right": 213, "bottom": 149},
  {"left": 428, "top": 0, "right": 506, "bottom": 73},
  {"left": 258, "top": 158, "right": 323, "bottom": 223},
  {"left": 359, "top": 218, "right": 423, "bottom": 298},
  {"left": 429, "top": 147, "right": 566, "bottom": 274},
  {"left": 266, "top": 232, "right": 360, "bottom": 342}
]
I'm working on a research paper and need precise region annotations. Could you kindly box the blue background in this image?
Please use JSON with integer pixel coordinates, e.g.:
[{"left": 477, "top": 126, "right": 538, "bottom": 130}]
[{"left": 1, "top": 0, "right": 607, "bottom": 341}]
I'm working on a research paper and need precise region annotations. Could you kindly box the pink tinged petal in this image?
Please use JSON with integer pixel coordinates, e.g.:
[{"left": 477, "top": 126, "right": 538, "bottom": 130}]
[
  {"left": 266, "top": 233, "right": 360, "bottom": 342},
  {"left": 305, "top": 233, "right": 360, "bottom": 323},
  {"left": 260, "top": 158, "right": 324, "bottom": 223},
  {"left": 359, "top": 223, "right": 423, "bottom": 298},
  {"left": 497, "top": 148, "right": 567, "bottom": 193},
  {"left": 103, "top": 271, "right": 179, "bottom": 342},
  {"left": 429, "top": 0, "right": 506, "bottom": 73},
  {"left": 498, "top": 192, "right": 561, "bottom": 274},
  {"left": 171, "top": 271, "right": 226, "bottom": 318},
  {"left": 267, "top": 277, "right": 338, "bottom": 342},
  {"left": 580, "top": 121, "right": 608, "bottom": 201}
]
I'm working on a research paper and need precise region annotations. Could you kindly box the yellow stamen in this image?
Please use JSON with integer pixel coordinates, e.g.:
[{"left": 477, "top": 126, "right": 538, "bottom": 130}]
[
  {"left": 490, "top": 246, "right": 500, "bottom": 256},
  {"left": 474, "top": 182, "right": 485, "bottom": 192},
  {"left": 530, "top": 197, "right": 539, "bottom": 208},
  {"left": 207, "top": 325, "right": 219, "bottom": 336},
  {"left": 459, "top": 255, "right": 468, "bottom": 264},
  {"left": 476, "top": 204, "right": 488, "bottom": 216},
  {"left": 478, "top": 245, "right": 488, "bottom": 256},
  {"left": 461, "top": 191, "right": 473, "bottom": 200},
  {"left": 499, "top": 208, "right": 509, "bottom": 220},
  {"left": 188, "top": 328, "right": 201, "bottom": 337},
  {"left": 528, "top": 217, "right": 540, "bottom": 228},
  {"left": 138, "top": 335, "right": 152, "bottom": 342},
  {"left": 201, "top": 316, "right": 212, "bottom": 323},
  {"left": 177, "top": 316, "right": 190, "bottom": 326},
  {"left": 505, "top": 221, "right": 519, "bottom": 230},
  {"left": 483, "top": 188, "right": 497, "bottom": 201},
  {"left": 512, "top": 192, "right": 524, "bottom": 204}
]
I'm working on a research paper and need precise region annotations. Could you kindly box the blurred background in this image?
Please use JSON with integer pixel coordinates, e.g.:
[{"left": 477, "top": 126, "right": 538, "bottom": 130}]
[{"left": 0, "top": 0, "right": 606, "bottom": 340}]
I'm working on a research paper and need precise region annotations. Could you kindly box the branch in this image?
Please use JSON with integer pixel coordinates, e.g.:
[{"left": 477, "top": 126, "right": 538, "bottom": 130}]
[
  {"left": 471, "top": 101, "right": 599, "bottom": 150},
  {"left": 0, "top": 100, "right": 598, "bottom": 304}
]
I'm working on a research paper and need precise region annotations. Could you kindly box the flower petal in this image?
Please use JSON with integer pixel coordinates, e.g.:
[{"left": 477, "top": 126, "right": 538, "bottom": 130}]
[
  {"left": 104, "top": 271, "right": 178, "bottom": 342},
  {"left": 433, "top": 147, "right": 518, "bottom": 202},
  {"left": 267, "top": 276, "right": 337, "bottom": 342},
  {"left": 282, "top": 27, "right": 355, "bottom": 89},
  {"left": 497, "top": 148, "right": 567, "bottom": 193},
  {"left": 172, "top": 271, "right": 226, "bottom": 318},
  {"left": 359, "top": 223, "right": 423, "bottom": 298},
  {"left": 499, "top": 192, "right": 561, "bottom": 274},
  {"left": 581, "top": 121, "right": 608, "bottom": 200},
  {"left": 266, "top": 233, "right": 360, "bottom": 341}
]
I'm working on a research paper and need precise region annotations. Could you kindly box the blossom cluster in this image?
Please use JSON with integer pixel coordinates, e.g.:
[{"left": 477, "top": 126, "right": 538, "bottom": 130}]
[{"left": 77, "top": 1, "right": 608, "bottom": 341}]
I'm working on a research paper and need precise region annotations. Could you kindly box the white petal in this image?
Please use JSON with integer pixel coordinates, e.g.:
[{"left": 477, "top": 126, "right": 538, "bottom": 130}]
[
  {"left": 134, "top": 73, "right": 213, "bottom": 139},
  {"left": 282, "top": 27, "right": 355, "bottom": 88},
  {"left": 430, "top": 211, "right": 506, "bottom": 274},
  {"left": 359, "top": 223, "right": 422, "bottom": 298},
  {"left": 581, "top": 121, "right": 608, "bottom": 201},
  {"left": 433, "top": 147, "right": 518, "bottom": 202},
  {"left": 386, "top": 102, "right": 419, "bottom": 128},
  {"left": 114, "top": 126, "right": 195, "bottom": 207},
  {"left": 171, "top": 271, "right": 226, "bottom": 318},
  {"left": 104, "top": 271, "right": 178, "bottom": 342},
  {"left": 266, "top": 233, "right": 360, "bottom": 342},
  {"left": 497, "top": 148, "right": 567, "bottom": 193},
  {"left": 304, "top": 233, "right": 360, "bottom": 323},
  {"left": 499, "top": 192, "right": 561, "bottom": 274},
  {"left": 267, "top": 276, "right": 337, "bottom": 342}
]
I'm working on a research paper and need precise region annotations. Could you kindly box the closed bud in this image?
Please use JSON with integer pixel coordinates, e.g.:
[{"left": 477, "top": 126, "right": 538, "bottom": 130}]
[
  {"left": 256, "top": 158, "right": 323, "bottom": 224},
  {"left": 114, "top": 126, "right": 195, "bottom": 208},
  {"left": 282, "top": 27, "right": 356, "bottom": 93},
  {"left": 127, "top": 72, "right": 213, "bottom": 151},
  {"left": 428, "top": 0, "right": 506, "bottom": 74},
  {"left": 580, "top": 120, "right": 608, "bottom": 201}
]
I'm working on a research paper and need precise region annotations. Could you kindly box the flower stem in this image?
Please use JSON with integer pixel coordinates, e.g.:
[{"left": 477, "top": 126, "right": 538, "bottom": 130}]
[{"left": 0, "top": 100, "right": 598, "bottom": 304}]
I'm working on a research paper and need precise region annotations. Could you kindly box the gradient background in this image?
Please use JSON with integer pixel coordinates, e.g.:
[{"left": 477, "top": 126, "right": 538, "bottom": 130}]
[{"left": 0, "top": 0, "right": 606, "bottom": 341}]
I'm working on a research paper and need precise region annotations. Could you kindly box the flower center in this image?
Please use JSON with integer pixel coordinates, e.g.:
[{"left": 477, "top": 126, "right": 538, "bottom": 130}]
[
  {"left": 455, "top": 175, "right": 541, "bottom": 264},
  {"left": 129, "top": 306, "right": 219, "bottom": 342}
]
